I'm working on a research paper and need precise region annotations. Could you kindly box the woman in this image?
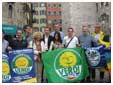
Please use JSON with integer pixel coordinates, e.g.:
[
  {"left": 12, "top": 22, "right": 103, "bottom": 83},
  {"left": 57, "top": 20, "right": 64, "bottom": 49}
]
[
  {"left": 52, "top": 32, "right": 63, "bottom": 50},
  {"left": 28, "top": 32, "right": 45, "bottom": 82}
]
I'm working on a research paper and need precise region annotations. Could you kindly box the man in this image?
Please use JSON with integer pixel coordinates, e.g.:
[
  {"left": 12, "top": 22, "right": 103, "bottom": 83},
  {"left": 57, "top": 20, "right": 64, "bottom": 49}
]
[
  {"left": 92, "top": 24, "right": 104, "bottom": 42},
  {"left": 92, "top": 24, "right": 106, "bottom": 82},
  {"left": 42, "top": 27, "right": 53, "bottom": 51},
  {"left": 23, "top": 25, "right": 33, "bottom": 43},
  {"left": 79, "top": 25, "right": 97, "bottom": 48},
  {"left": 51, "top": 23, "right": 64, "bottom": 42},
  {"left": 78, "top": 25, "right": 98, "bottom": 82},
  {"left": 63, "top": 27, "right": 79, "bottom": 48},
  {"left": 10, "top": 30, "right": 28, "bottom": 50}
]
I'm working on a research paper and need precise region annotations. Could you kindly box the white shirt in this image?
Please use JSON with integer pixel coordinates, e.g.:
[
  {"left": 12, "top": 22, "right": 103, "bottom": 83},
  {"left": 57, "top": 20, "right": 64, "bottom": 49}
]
[
  {"left": 94, "top": 34, "right": 101, "bottom": 41},
  {"left": 63, "top": 36, "right": 79, "bottom": 48},
  {"left": 28, "top": 41, "right": 46, "bottom": 60},
  {"left": 44, "top": 36, "right": 48, "bottom": 50}
]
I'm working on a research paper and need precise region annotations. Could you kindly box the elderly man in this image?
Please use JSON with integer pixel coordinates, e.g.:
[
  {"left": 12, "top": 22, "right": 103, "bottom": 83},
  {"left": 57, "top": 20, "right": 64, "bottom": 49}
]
[
  {"left": 79, "top": 25, "right": 97, "bottom": 48},
  {"left": 78, "top": 25, "right": 98, "bottom": 82},
  {"left": 92, "top": 24, "right": 106, "bottom": 82},
  {"left": 92, "top": 24, "right": 104, "bottom": 42}
]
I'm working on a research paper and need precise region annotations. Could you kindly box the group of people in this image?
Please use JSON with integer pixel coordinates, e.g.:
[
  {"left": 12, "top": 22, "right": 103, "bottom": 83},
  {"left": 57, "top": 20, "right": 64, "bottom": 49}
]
[{"left": 2, "top": 23, "right": 111, "bottom": 83}]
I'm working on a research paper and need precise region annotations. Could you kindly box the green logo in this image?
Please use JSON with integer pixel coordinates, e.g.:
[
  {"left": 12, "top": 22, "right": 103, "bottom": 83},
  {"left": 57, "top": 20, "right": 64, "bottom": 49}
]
[
  {"left": 2, "top": 54, "right": 11, "bottom": 82},
  {"left": 2, "top": 61, "right": 11, "bottom": 82},
  {"left": 54, "top": 49, "right": 82, "bottom": 80},
  {"left": 12, "top": 54, "right": 33, "bottom": 75}
]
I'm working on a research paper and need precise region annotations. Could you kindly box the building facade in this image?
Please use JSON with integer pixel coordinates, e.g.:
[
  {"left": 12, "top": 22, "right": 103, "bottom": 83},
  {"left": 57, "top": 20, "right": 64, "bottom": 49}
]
[
  {"left": 96, "top": 2, "right": 111, "bottom": 33},
  {"left": 2, "top": 2, "right": 27, "bottom": 28},
  {"left": 2, "top": 2, "right": 111, "bottom": 34},
  {"left": 62, "top": 2, "right": 97, "bottom": 36},
  {"left": 46, "top": 2, "right": 62, "bottom": 31},
  {"left": 32, "top": 2, "right": 46, "bottom": 32},
  {"left": 62, "top": 2, "right": 111, "bottom": 36}
]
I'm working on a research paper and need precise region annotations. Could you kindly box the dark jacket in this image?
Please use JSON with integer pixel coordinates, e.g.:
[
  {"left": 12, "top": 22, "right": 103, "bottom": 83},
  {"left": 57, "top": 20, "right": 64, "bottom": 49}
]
[
  {"left": 11, "top": 39, "right": 28, "bottom": 50},
  {"left": 42, "top": 35, "right": 53, "bottom": 50}
]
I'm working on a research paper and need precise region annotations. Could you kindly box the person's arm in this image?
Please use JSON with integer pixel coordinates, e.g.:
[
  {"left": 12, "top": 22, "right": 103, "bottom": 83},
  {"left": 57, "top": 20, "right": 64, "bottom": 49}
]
[
  {"left": 62, "top": 37, "right": 66, "bottom": 47},
  {"left": 49, "top": 41, "right": 54, "bottom": 51},
  {"left": 76, "top": 37, "right": 80, "bottom": 47},
  {"left": 28, "top": 41, "right": 40, "bottom": 55},
  {"left": 6, "top": 41, "right": 12, "bottom": 52},
  {"left": 41, "top": 41, "right": 46, "bottom": 53},
  {"left": 77, "top": 36, "right": 81, "bottom": 47}
]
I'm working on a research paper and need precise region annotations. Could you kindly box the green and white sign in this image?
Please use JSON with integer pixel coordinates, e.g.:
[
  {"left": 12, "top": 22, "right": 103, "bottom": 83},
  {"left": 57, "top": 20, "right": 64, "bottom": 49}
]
[
  {"left": 2, "top": 54, "right": 11, "bottom": 83},
  {"left": 42, "top": 48, "right": 89, "bottom": 83},
  {"left": 12, "top": 54, "right": 33, "bottom": 75}
]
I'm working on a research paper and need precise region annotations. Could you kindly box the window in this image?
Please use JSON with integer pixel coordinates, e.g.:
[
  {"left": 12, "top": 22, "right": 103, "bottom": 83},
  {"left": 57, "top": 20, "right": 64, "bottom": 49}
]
[
  {"left": 59, "top": 11, "right": 61, "bottom": 15},
  {"left": 8, "top": 4, "right": 13, "bottom": 18},
  {"left": 48, "top": 11, "right": 51, "bottom": 15},
  {"left": 33, "top": 3, "right": 38, "bottom": 7},
  {"left": 54, "top": 4, "right": 57, "bottom": 7},
  {"left": 54, "top": 19, "right": 57, "bottom": 23},
  {"left": 40, "top": 3, "right": 45, "bottom": 7},
  {"left": 35, "top": 19, "right": 39, "bottom": 24},
  {"left": 101, "top": 2, "right": 104, "bottom": 7},
  {"left": 60, "top": 19, "right": 62, "bottom": 23},
  {"left": 34, "top": 27, "right": 39, "bottom": 31},
  {"left": 48, "top": 4, "right": 51, "bottom": 7},
  {"left": 105, "top": 2, "right": 109, "bottom": 6},
  {"left": 59, "top": 4, "right": 61, "bottom": 7},
  {"left": 40, "top": 10, "right": 46, "bottom": 15},
  {"left": 34, "top": 11, "right": 38, "bottom": 15},
  {"left": 47, "top": 20, "right": 52, "bottom": 24},
  {"left": 96, "top": 3, "right": 98, "bottom": 12},
  {"left": 54, "top": 11, "right": 56, "bottom": 15},
  {"left": 40, "top": 18, "right": 46, "bottom": 24}
]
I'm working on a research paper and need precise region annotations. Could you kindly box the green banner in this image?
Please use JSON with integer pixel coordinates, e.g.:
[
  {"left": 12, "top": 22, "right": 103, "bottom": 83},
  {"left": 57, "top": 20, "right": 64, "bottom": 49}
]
[{"left": 42, "top": 48, "right": 89, "bottom": 83}]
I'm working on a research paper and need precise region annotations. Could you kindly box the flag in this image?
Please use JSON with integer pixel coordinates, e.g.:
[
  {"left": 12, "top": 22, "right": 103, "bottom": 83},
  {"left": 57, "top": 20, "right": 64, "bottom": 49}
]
[
  {"left": 105, "top": 49, "right": 111, "bottom": 77},
  {"left": 9, "top": 49, "right": 37, "bottom": 83},
  {"left": 85, "top": 45, "right": 106, "bottom": 68},
  {"left": 42, "top": 48, "right": 89, "bottom": 83},
  {"left": 2, "top": 54, "right": 11, "bottom": 83}
]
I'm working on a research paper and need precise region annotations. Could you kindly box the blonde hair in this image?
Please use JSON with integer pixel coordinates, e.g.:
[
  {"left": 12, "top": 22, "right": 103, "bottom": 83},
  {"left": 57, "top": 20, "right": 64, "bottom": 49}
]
[{"left": 33, "top": 32, "right": 43, "bottom": 40}]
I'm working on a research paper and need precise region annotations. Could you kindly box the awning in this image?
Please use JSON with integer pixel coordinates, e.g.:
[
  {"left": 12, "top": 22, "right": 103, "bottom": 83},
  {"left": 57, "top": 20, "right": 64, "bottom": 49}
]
[{"left": 2, "top": 24, "right": 19, "bottom": 35}]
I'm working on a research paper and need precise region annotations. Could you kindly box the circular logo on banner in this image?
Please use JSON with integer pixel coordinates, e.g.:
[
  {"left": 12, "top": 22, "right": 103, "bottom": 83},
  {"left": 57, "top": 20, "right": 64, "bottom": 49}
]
[
  {"left": 2, "top": 62, "right": 10, "bottom": 75},
  {"left": 54, "top": 49, "right": 82, "bottom": 80},
  {"left": 2, "top": 54, "right": 11, "bottom": 82},
  {"left": 12, "top": 54, "right": 33, "bottom": 75},
  {"left": 86, "top": 49, "right": 100, "bottom": 67}
]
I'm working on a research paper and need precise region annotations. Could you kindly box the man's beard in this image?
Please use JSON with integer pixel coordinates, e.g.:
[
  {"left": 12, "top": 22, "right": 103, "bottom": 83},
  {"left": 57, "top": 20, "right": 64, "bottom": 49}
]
[{"left": 83, "top": 32, "right": 88, "bottom": 36}]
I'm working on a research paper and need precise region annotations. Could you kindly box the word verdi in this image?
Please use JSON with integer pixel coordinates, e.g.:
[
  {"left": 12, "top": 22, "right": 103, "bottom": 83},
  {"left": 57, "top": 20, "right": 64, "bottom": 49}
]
[
  {"left": 12, "top": 54, "right": 32, "bottom": 75},
  {"left": 9, "top": 49, "right": 37, "bottom": 83},
  {"left": 42, "top": 48, "right": 89, "bottom": 83}
]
